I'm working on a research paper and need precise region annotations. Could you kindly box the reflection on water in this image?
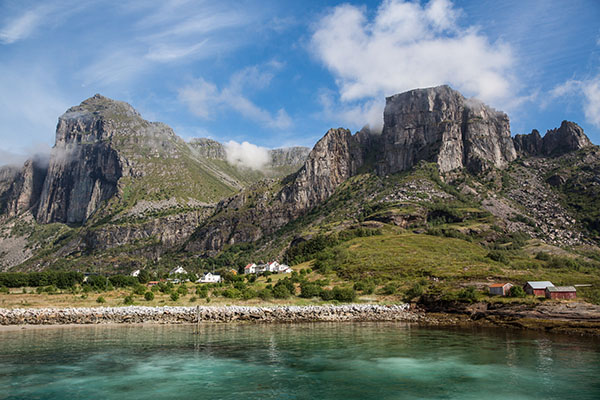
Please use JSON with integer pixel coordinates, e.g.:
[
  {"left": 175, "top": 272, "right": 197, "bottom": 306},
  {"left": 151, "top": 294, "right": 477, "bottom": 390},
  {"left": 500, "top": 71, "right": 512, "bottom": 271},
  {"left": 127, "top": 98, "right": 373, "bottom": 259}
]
[{"left": 0, "top": 323, "right": 599, "bottom": 399}]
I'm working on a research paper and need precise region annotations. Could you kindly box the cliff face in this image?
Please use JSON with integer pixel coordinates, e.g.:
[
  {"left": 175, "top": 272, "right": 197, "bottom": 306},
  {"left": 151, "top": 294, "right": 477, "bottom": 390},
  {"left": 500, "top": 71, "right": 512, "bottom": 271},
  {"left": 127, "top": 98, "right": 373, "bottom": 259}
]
[
  {"left": 36, "top": 95, "right": 134, "bottom": 224},
  {"left": 186, "top": 128, "right": 364, "bottom": 252},
  {"left": 0, "top": 159, "right": 47, "bottom": 219},
  {"left": 378, "top": 85, "right": 517, "bottom": 174},
  {"left": 514, "top": 121, "right": 592, "bottom": 157}
]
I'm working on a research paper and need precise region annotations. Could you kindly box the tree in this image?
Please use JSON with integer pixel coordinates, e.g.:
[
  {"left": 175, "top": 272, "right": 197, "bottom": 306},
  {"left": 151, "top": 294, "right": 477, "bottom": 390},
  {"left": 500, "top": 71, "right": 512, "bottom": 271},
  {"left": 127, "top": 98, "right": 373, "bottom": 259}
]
[
  {"left": 509, "top": 285, "right": 526, "bottom": 298},
  {"left": 123, "top": 295, "right": 134, "bottom": 305},
  {"left": 170, "top": 292, "right": 179, "bottom": 302},
  {"left": 137, "top": 270, "right": 151, "bottom": 284},
  {"left": 144, "top": 291, "right": 154, "bottom": 301},
  {"left": 273, "top": 285, "right": 291, "bottom": 299}
]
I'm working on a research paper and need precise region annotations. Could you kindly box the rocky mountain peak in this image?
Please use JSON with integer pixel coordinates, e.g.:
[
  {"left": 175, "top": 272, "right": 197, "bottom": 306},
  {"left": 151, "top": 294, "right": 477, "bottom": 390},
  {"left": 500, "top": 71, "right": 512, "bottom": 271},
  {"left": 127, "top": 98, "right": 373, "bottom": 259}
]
[
  {"left": 378, "top": 85, "right": 516, "bottom": 175},
  {"left": 513, "top": 120, "right": 592, "bottom": 157}
]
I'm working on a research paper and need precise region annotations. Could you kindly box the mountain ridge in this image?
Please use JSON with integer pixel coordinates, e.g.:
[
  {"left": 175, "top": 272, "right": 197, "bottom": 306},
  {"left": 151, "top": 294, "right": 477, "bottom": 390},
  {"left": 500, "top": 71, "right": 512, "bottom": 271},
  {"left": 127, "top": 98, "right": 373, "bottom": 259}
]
[{"left": 0, "top": 86, "right": 598, "bottom": 273}]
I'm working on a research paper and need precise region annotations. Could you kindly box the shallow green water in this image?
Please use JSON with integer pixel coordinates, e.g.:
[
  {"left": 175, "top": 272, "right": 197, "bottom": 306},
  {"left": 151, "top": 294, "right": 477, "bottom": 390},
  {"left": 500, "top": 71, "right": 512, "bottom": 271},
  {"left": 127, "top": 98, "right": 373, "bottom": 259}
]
[{"left": 0, "top": 323, "right": 599, "bottom": 399}]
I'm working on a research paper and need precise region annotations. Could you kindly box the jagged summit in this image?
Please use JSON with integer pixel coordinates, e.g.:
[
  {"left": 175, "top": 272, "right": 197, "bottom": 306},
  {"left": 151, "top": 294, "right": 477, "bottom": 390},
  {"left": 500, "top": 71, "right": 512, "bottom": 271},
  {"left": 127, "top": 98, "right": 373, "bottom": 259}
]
[{"left": 514, "top": 120, "right": 592, "bottom": 157}]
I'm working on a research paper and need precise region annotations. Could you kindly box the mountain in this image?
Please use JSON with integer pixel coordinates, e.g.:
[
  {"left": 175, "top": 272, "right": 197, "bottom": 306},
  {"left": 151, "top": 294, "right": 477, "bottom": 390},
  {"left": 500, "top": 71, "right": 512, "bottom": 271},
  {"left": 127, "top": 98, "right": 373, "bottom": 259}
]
[
  {"left": 0, "top": 94, "right": 309, "bottom": 270},
  {"left": 0, "top": 86, "right": 598, "bottom": 276}
]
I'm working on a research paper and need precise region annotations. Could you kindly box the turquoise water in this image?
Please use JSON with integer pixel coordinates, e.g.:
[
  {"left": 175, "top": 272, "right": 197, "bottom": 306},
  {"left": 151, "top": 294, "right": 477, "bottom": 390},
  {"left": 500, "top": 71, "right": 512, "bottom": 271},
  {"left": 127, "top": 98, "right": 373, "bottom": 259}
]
[{"left": 0, "top": 323, "right": 599, "bottom": 399}]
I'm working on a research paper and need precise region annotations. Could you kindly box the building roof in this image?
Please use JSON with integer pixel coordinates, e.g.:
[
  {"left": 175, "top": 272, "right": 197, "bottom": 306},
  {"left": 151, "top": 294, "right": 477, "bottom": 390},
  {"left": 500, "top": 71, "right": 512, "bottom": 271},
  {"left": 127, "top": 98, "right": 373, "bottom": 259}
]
[
  {"left": 525, "top": 281, "right": 554, "bottom": 289},
  {"left": 546, "top": 286, "right": 576, "bottom": 292},
  {"left": 490, "top": 283, "right": 511, "bottom": 288}
]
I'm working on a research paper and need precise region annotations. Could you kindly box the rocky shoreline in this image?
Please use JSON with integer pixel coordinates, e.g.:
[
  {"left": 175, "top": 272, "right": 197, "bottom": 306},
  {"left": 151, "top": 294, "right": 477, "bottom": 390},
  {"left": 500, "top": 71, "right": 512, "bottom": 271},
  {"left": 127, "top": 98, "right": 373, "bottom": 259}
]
[{"left": 0, "top": 304, "right": 418, "bottom": 325}]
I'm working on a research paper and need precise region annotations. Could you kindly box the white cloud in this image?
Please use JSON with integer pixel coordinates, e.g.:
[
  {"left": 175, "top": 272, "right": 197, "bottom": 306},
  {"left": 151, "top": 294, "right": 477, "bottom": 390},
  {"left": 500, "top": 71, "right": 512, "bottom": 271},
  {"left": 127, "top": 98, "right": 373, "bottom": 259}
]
[
  {"left": 582, "top": 78, "right": 600, "bottom": 127},
  {"left": 0, "top": 6, "right": 46, "bottom": 44},
  {"left": 310, "top": 0, "right": 516, "bottom": 128},
  {"left": 223, "top": 140, "right": 270, "bottom": 170},
  {"left": 178, "top": 63, "right": 292, "bottom": 130},
  {"left": 550, "top": 76, "right": 600, "bottom": 128}
]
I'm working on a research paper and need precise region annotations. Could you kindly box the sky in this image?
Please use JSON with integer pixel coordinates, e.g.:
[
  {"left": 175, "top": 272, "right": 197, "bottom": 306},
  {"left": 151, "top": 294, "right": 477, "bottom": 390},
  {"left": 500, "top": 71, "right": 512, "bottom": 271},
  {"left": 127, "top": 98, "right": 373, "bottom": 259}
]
[{"left": 1, "top": 0, "right": 599, "bottom": 166}]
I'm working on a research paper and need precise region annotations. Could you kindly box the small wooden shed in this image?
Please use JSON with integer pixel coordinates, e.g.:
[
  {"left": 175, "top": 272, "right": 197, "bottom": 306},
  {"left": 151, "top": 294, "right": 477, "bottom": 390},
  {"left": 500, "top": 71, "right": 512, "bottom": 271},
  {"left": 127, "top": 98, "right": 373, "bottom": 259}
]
[
  {"left": 524, "top": 281, "right": 554, "bottom": 296},
  {"left": 545, "top": 286, "right": 577, "bottom": 300},
  {"left": 489, "top": 283, "right": 513, "bottom": 296}
]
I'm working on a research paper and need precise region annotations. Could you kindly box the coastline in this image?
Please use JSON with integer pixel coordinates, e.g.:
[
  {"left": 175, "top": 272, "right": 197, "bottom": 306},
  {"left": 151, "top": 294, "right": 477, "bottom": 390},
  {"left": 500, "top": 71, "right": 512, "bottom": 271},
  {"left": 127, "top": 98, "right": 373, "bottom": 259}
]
[
  {"left": 0, "top": 304, "right": 418, "bottom": 326},
  {"left": 1, "top": 302, "right": 599, "bottom": 336}
]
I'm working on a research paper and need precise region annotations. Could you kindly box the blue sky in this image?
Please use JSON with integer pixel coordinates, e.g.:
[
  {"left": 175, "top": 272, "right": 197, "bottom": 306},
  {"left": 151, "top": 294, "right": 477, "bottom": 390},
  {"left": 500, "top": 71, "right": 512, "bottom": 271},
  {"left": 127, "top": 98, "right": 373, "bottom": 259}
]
[{"left": 1, "top": 0, "right": 599, "bottom": 165}]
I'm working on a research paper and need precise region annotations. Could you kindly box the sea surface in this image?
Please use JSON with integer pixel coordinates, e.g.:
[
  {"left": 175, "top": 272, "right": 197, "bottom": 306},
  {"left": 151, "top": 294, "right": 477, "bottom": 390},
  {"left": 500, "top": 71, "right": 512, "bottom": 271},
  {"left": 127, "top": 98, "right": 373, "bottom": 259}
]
[{"left": 0, "top": 322, "right": 599, "bottom": 399}]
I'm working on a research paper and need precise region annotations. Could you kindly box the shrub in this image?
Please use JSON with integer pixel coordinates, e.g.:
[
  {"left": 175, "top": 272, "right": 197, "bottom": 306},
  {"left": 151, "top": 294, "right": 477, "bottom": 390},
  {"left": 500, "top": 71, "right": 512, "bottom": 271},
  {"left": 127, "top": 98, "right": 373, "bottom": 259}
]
[
  {"left": 486, "top": 251, "right": 509, "bottom": 264},
  {"left": 405, "top": 283, "right": 424, "bottom": 300},
  {"left": 380, "top": 283, "right": 397, "bottom": 295},
  {"left": 123, "top": 295, "right": 134, "bottom": 305},
  {"left": 96, "top": 296, "right": 106, "bottom": 304},
  {"left": 222, "top": 288, "right": 241, "bottom": 299},
  {"left": 151, "top": 285, "right": 159, "bottom": 293},
  {"left": 258, "top": 289, "right": 273, "bottom": 300},
  {"left": 353, "top": 281, "right": 375, "bottom": 294},
  {"left": 85, "top": 275, "right": 110, "bottom": 291},
  {"left": 177, "top": 285, "right": 188, "bottom": 296},
  {"left": 206, "top": 297, "right": 211, "bottom": 303},
  {"left": 133, "top": 285, "right": 147, "bottom": 295},
  {"left": 509, "top": 286, "right": 526, "bottom": 298},
  {"left": 332, "top": 287, "right": 356, "bottom": 302},
  {"left": 241, "top": 288, "right": 257, "bottom": 300},
  {"left": 273, "top": 285, "right": 291, "bottom": 299},
  {"left": 170, "top": 292, "right": 179, "bottom": 302},
  {"left": 535, "top": 252, "right": 551, "bottom": 261},
  {"left": 300, "top": 283, "right": 322, "bottom": 298},
  {"left": 320, "top": 289, "right": 334, "bottom": 301},
  {"left": 0, "top": 286, "right": 9, "bottom": 294},
  {"left": 457, "top": 287, "right": 478, "bottom": 303},
  {"left": 109, "top": 275, "right": 139, "bottom": 288},
  {"left": 196, "top": 286, "right": 209, "bottom": 298},
  {"left": 189, "top": 296, "right": 197, "bottom": 302},
  {"left": 144, "top": 291, "right": 155, "bottom": 301}
]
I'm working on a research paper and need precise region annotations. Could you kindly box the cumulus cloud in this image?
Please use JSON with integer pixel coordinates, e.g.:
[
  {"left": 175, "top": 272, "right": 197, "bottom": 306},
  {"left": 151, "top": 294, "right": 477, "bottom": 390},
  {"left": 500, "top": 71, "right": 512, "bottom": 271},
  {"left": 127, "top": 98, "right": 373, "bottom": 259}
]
[
  {"left": 178, "top": 63, "right": 292, "bottom": 129},
  {"left": 224, "top": 140, "right": 270, "bottom": 170},
  {"left": 310, "top": 0, "right": 516, "bottom": 128},
  {"left": 550, "top": 76, "right": 600, "bottom": 128}
]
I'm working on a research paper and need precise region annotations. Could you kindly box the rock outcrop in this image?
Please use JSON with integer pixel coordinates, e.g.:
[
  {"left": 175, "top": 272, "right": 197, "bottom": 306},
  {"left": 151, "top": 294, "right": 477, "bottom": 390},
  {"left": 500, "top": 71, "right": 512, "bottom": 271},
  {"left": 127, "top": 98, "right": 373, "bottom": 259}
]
[
  {"left": 0, "top": 158, "right": 47, "bottom": 218},
  {"left": 378, "top": 85, "right": 517, "bottom": 174},
  {"left": 514, "top": 121, "right": 592, "bottom": 157},
  {"left": 186, "top": 128, "right": 366, "bottom": 252}
]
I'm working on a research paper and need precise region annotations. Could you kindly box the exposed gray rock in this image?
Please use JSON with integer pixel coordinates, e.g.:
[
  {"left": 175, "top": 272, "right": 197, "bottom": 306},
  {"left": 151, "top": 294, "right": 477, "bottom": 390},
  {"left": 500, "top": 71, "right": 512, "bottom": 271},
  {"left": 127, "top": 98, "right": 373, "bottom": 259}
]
[
  {"left": 186, "top": 128, "right": 365, "bottom": 252},
  {"left": 269, "top": 147, "right": 311, "bottom": 167},
  {"left": 378, "top": 85, "right": 517, "bottom": 174},
  {"left": 514, "top": 121, "right": 592, "bottom": 157},
  {"left": 188, "top": 138, "right": 227, "bottom": 159},
  {"left": 0, "top": 158, "right": 47, "bottom": 218},
  {"left": 0, "top": 304, "right": 417, "bottom": 325}
]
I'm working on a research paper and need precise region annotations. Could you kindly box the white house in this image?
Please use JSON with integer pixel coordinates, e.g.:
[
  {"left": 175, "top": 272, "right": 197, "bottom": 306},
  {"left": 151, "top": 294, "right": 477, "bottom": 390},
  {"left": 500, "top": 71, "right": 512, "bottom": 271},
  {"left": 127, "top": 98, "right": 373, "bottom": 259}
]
[
  {"left": 244, "top": 263, "right": 257, "bottom": 274},
  {"left": 130, "top": 269, "right": 140, "bottom": 277},
  {"left": 279, "top": 265, "right": 293, "bottom": 274},
  {"left": 277, "top": 264, "right": 293, "bottom": 274},
  {"left": 196, "top": 272, "right": 221, "bottom": 283},
  {"left": 267, "top": 261, "right": 280, "bottom": 272},
  {"left": 169, "top": 266, "right": 188, "bottom": 275},
  {"left": 255, "top": 264, "right": 268, "bottom": 274}
]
